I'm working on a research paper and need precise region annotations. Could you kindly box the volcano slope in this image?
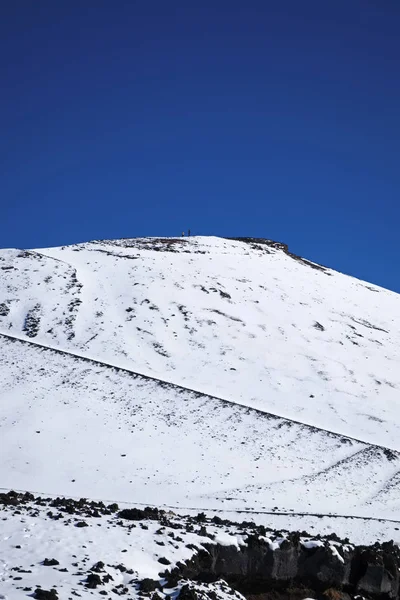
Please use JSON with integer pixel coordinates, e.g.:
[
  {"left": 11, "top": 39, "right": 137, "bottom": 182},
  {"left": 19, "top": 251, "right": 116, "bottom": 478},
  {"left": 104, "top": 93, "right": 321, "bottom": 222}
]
[{"left": 1, "top": 236, "right": 400, "bottom": 543}]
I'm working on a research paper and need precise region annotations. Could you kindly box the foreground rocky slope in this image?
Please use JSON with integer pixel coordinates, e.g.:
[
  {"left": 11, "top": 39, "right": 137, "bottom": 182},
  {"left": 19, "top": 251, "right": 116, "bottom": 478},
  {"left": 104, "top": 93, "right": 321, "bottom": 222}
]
[{"left": 2, "top": 491, "right": 400, "bottom": 600}]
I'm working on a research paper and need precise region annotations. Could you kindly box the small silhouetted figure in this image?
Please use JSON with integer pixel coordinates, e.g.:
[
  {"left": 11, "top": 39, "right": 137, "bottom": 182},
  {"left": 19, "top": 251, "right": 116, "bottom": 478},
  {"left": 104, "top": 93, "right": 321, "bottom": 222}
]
[
  {"left": 188, "top": 229, "right": 191, "bottom": 236},
  {"left": 181, "top": 231, "right": 185, "bottom": 237}
]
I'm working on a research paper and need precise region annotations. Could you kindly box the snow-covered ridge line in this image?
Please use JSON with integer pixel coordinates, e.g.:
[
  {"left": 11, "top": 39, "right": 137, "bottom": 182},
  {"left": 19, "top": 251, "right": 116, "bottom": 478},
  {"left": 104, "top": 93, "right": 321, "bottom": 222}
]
[
  {"left": 224, "top": 236, "right": 331, "bottom": 273},
  {"left": 0, "top": 329, "right": 397, "bottom": 455}
]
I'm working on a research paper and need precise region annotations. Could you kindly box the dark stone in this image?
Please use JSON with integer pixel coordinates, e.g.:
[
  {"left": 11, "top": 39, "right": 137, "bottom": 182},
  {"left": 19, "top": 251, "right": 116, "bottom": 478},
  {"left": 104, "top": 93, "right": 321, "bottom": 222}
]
[
  {"left": 139, "top": 578, "right": 162, "bottom": 593},
  {"left": 23, "top": 304, "right": 41, "bottom": 338},
  {"left": 119, "top": 506, "right": 159, "bottom": 521},
  {"left": 353, "top": 547, "right": 399, "bottom": 597},
  {"left": 43, "top": 558, "right": 60, "bottom": 566},
  {"left": 165, "top": 572, "right": 180, "bottom": 588},
  {"left": 219, "top": 290, "right": 231, "bottom": 299},
  {"left": 384, "top": 449, "right": 397, "bottom": 461},
  {"left": 34, "top": 589, "right": 58, "bottom": 600},
  {"left": 178, "top": 584, "right": 199, "bottom": 600},
  {"left": 0, "top": 303, "right": 9, "bottom": 316},
  {"left": 299, "top": 543, "right": 353, "bottom": 587},
  {"left": 0, "top": 490, "right": 20, "bottom": 506},
  {"left": 85, "top": 573, "right": 103, "bottom": 589},
  {"left": 178, "top": 535, "right": 400, "bottom": 600}
]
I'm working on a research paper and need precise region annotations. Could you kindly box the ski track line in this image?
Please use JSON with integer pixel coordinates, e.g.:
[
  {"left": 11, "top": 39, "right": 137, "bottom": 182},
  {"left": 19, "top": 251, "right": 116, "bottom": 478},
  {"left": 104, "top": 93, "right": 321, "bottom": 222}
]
[
  {"left": 0, "top": 329, "right": 398, "bottom": 455},
  {"left": 1, "top": 485, "right": 400, "bottom": 526}
]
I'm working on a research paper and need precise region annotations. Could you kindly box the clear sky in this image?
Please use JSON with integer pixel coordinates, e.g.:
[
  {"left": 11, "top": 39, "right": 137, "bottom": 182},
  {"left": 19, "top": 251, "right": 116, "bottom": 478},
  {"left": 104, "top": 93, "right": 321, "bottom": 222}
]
[{"left": 1, "top": 1, "right": 399, "bottom": 291}]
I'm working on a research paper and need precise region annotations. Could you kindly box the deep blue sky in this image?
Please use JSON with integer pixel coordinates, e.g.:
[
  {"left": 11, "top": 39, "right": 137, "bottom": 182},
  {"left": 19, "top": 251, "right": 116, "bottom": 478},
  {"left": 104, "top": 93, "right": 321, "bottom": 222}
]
[{"left": 1, "top": 1, "right": 399, "bottom": 291}]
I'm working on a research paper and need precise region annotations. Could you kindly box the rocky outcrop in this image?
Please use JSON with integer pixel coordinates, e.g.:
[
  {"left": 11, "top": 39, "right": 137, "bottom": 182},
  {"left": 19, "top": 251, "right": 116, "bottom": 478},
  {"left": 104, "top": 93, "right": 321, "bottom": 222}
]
[
  {"left": 172, "top": 535, "right": 400, "bottom": 599},
  {"left": 3, "top": 490, "right": 400, "bottom": 600},
  {"left": 227, "top": 237, "right": 330, "bottom": 273},
  {"left": 350, "top": 544, "right": 400, "bottom": 598}
]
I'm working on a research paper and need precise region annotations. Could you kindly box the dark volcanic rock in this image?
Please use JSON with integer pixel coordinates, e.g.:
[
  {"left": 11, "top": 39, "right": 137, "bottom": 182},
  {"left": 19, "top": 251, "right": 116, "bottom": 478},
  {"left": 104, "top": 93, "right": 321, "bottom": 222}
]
[
  {"left": 178, "top": 536, "right": 400, "bottom": 599},
  {"left": 299, "top": 543, "right": 353, "bottom": 587},
  {"left": 139, "top": 578, "right": 162, "bottom": 593},
  {"left": 0, "top": 302, "right": 9, "bottom": 316},
  {"left": 119, "top": 506, "right": 160, "bottom": 521},
  {"left": 179, "top": 584, "right": 200, "bottom": 600},
  {"left": 23, "top": 304, "right": 41, "bottom": 337},
  {"left": 91, "top": 561, "right": 105, "bottom": 572},
  {"left": 352, "top": 546, "right": 400, "bottom": 597},
  {"left": 43, "top": 558, "right": 60, "bottom": 566},
  {"left": 226, "top": 237, "right": 329, "bottom": 273},
  {"left": 75, "top": 520, "right": 88, "bottom": 528},
  {"left": 34, "top": 589, "right": 58, "bottom": 600},
  {"left": 85, "top": 573, "right": 103, "bottom": 589},
  {"left": 0, "top": 490, "right": 34, "bottom": 506}
]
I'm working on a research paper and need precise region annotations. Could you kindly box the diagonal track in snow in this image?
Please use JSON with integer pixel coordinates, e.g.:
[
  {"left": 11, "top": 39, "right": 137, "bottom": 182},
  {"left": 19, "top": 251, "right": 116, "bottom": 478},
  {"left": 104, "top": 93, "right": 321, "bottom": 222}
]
[
  {"left": 2, "top": 327, "right": 400, "bottom": 530},
  {"left": 2, "top": 236, "right": 400, "bottom": 450},
  {"left": 2, "top": 484, "right": 400, "bottom": 525},
  {"left": 0, "top": 329, "right": 397, "bottom": 454},
  {"left": 3, "top": 236, "right": 400, "bottom": 540}
]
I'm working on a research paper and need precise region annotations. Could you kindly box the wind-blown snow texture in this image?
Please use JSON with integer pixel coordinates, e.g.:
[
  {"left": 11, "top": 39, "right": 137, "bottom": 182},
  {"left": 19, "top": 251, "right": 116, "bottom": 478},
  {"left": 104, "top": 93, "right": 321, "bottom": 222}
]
[{"left": 1, "top": 236, "right": 400, "bottom": 541}]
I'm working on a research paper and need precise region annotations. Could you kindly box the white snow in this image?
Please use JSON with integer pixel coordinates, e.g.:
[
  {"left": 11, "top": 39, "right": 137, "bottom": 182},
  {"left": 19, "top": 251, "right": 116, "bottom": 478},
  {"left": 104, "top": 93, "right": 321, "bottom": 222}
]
[
  {"left": 301, "top": 540, "right": 324, "bottom": 550},
  {"left": 0, "top": 500, "right": 249, "bottom": 600},
  {"left": 1, "top": 235, "right": 400, "bottom": 557},
  {"left": 1, "top": 237, "right": 399, "bottom": 447},
  {"left": 2, "top": 332, "right": 400, "bottom": 527},
  {"left": 329, "top": 544, "right": 345, "bottom": 563}
]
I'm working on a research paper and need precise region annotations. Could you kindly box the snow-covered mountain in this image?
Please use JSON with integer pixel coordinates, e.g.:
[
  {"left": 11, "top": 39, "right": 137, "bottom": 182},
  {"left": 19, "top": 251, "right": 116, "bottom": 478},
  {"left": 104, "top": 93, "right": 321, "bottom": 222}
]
[
  {"left": 2, "top": 236, "right": 399, "bottom": 442},
  {"left": 1, "top": 236, "right": 400, "bottom": 545}
]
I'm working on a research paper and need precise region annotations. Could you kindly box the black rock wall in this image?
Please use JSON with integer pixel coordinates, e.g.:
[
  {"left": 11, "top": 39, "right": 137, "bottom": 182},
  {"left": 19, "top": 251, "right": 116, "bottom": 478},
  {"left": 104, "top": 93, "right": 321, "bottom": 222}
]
[{"left": 177, "top": 537, "right": 400, "bottom": 599}]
